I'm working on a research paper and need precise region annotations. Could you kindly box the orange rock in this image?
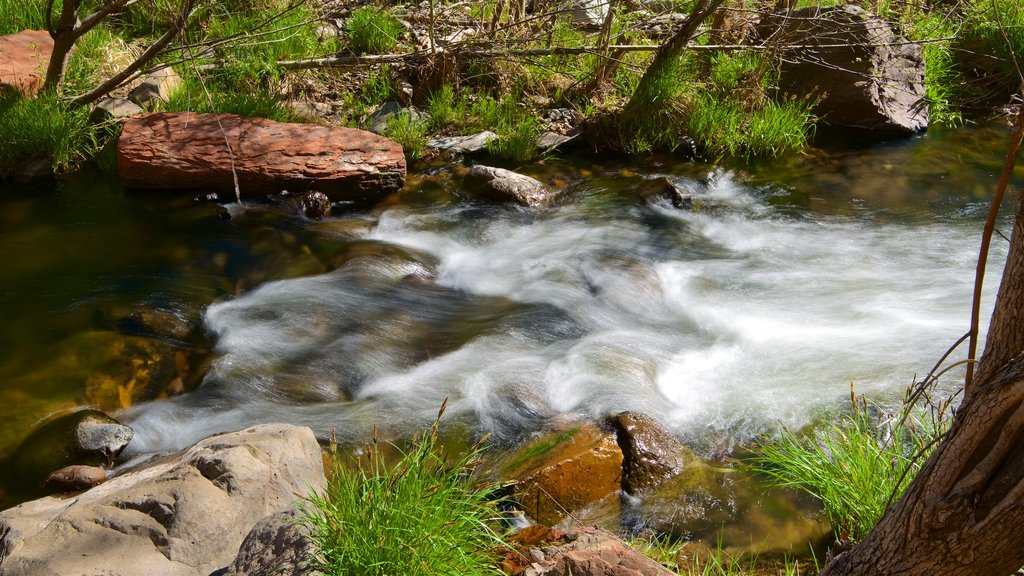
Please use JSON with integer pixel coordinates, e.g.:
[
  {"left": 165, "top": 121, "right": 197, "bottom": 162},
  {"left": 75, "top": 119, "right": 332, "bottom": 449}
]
[
  {"left": 504, "top": 423, "right": 623, "bottom": 527},
  {"left": 117, "top": 112, "right": 406, "bottom": 200},
  {"left": 0, "top": 30, "right": 53, "bottom": 97}
]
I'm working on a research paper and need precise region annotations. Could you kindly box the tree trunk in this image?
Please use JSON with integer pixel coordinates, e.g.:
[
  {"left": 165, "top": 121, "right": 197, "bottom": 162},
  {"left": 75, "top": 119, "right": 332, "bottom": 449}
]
[{"left": 820, "top": 125, "right": 1024, "bottom": 576}]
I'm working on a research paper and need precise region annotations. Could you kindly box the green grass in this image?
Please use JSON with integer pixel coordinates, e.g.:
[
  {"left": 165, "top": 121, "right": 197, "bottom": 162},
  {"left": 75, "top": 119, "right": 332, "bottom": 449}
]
[
  {"left": 0, "top": 0, "right": 48, "bottom": 34},
  {"left": 301, "top": 414, "right": 506, "bottom": 576},
  {"left": 163, "top": 78, "right": 304, "bottom": 122},
  {"left": 749, "top": 392, "right": 948, "bottom": 544},
  {"left": 384, "top": 110, "right": 430, "bottom": 161},
  {"left": 346, "top": 5, "right": 402, "bottom": 55},
  {"left": 0, "top": 90, "right": 102, "bottom": 175}
]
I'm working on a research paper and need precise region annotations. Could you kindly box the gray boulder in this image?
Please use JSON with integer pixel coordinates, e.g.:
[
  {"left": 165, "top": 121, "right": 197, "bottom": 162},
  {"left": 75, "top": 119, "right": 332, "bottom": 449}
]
[
  {"left": 464, "top": 165, "right": 551, "bottom": 207},
  {"left": 0, "top": 423, "right": 326, "bottom": 576},
  {"left": 428, "top": 131, "right": 497, "bottom": 154},
  {"left": 763, "top": 4, "right": 928, "bottom": 135},
  {"left": 220, "top": 509, "right": 317, "bottom": 576},
  {"left": 128, "top": 66, "right": 182, "bottom": 107},
  {"left": 90, "top": 97, "right": 143, "bottom": 123},
  {"left": 9, "top": 409, "right": 133, "bottom": 486}
]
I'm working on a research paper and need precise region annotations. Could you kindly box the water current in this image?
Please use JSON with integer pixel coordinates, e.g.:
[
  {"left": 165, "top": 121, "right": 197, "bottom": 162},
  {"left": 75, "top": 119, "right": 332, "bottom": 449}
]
[{"left": 1, "top": 122, "right": 1021, "bottom": 497}]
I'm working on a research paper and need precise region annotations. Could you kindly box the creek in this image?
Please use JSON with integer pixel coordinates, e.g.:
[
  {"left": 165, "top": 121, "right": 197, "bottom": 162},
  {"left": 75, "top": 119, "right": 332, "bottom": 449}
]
[{"left": 1, "top": 122, "right": 1020, "bottom": 538}]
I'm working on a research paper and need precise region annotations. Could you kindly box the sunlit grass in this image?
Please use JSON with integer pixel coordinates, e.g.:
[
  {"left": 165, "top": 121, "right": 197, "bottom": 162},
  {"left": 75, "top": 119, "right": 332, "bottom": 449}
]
[{"left": 302, "top": 412, "right": 506, "bottom": 576}]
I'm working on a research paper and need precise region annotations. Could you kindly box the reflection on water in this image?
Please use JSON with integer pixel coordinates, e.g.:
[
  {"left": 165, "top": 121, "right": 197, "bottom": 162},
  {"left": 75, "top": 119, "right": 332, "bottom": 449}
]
[{"left": 0, "top": 121, "right": 1021, "bottom": 493}]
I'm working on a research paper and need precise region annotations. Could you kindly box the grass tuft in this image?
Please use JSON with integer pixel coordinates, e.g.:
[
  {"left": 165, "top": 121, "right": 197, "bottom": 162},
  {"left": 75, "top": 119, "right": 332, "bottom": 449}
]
[
  {"left": 346, "top": 5, "right": 402, "bottom": 55},
  {"left": 302, "top": 413, "right": 506, "bottom": 576},
  {"left": 749, "top": 390, "right": 949, "bottom": 544},
  {"left": 0, "top": 90, "right": 102, "bottom": 175}
]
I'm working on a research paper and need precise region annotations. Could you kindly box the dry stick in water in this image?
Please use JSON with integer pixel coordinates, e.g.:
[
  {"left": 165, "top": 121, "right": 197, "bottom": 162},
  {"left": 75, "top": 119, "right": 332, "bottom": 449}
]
[{"left": 965, "top": 93, "right": 1024, "bottom": 394}]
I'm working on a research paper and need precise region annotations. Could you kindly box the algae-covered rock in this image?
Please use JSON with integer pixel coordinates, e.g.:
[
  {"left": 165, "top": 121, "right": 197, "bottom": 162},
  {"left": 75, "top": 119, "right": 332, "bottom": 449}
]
[
  {"left": 9, "top": 409, "right": 133, "bottom": 486},
  {"left": 499, "top": 422, "right": 623, "bottom": 527}
]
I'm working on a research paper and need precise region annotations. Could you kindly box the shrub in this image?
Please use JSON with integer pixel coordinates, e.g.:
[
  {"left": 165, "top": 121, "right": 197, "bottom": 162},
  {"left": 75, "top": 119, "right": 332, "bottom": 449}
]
[
  {"left": 749, "top": 390, "right": 950, "bottom": 544},
  {"left": 302, "top": 413, "right": 506, "bottom": 576},
  {"left": 346, "top": 6, "right": 402, "bottom": 55}
]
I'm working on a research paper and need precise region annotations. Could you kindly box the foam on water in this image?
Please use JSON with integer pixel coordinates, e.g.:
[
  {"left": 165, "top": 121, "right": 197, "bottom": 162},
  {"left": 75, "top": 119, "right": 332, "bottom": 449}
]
[{"left": 124, "top": 169, "right": 1001, "bottom": 454}]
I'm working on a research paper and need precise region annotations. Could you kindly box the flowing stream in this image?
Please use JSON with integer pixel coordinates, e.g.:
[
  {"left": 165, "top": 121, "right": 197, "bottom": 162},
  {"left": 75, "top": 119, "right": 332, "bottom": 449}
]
[{"left": 1, "top": 122, "right": 1021, "bottom": 524}]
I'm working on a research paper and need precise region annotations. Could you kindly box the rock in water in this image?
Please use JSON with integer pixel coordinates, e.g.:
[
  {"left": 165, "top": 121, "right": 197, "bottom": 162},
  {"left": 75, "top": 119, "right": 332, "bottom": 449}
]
[
  {"left": 464, "top": 165, "right": 551, "bottom": 207},
  {"left": 607, "top": 411, "right": 693, "bottom": 495},
  {"left": 0, "top": 30, "right": 53, "bottom": 97},
  {"left": 42, "top": 465, "right": 107, "bottom": 492},
  {"left": 0, "top": 423, "right": 327, "bottom": 576},
  {"left": 9, "top": 409, "right": 133, "bottom": 487},
  {"left": 763, "top": 4, "right": 928, "bottom": 135},
  {"left": 117, "top": 112, "right": 406, "bottom": 201},
  {"left": 499, "top": 423, "right": 622, "bottom": 527}
]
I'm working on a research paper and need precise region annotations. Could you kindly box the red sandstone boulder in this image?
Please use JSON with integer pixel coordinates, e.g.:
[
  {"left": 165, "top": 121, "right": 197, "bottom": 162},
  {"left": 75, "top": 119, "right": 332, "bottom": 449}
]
[
  {"left": 117, "top": 112, "right": 406, "bottom": 200},
  {"left": 0, "top": 30, "right": 53, "bottom": 97}
]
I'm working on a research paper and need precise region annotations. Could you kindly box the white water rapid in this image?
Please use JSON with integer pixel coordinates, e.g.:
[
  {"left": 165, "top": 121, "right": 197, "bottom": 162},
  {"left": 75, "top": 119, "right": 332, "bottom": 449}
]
[{"left": 124, "top": 167, "right": 1003, "bottom": 456}]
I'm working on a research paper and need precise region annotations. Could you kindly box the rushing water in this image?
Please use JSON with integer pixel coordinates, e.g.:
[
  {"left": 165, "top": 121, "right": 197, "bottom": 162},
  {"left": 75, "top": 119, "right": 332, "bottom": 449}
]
[{"left": 0, "top": 123, "right": 1021, "bottom": 513}]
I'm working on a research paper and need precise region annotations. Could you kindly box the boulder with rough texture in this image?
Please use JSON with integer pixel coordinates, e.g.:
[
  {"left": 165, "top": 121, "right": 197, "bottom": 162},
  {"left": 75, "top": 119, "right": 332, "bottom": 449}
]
[
  {"left": 117, "top": 112, "right": 406, "bottom": 200},
  {"left": 0, "top": 423, "right": 327, "bottom": 576},
  {"left": 221, "top": 509, "right": 316, "bottom": 576},
  {"left": 9, "top": 409, "right": 133, "bottom": 487},
  {"left": 501, "top": 423, "right": 623, "bottom": 527},
  {"left": 505, "top": 525, "right": 676, "bottom": 576},
  {"left": 763, "top": 4, "right": 928, "bottom": 135},
  {"left": 464, "top": 165, "right": 551, "bottom": 207},
  {"left": 0, "top": 30, "right": 52, "bottom": 97},
  {"left": 606, "top": 411, "right": 694, "bottom": 495}
]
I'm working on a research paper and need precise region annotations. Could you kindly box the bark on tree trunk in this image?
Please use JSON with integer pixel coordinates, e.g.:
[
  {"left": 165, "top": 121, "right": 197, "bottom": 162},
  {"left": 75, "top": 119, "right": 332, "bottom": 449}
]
[{"left": 819, "top": 121, "right": 1024, "bottom": 576}]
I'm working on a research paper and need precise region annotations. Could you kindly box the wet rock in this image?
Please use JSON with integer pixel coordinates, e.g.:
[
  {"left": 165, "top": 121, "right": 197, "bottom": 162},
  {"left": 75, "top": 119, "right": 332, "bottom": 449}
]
[
  {"left": 220, "top": 509, "right": 316, "bottom": 576},
  {"left": 464, "top": 165, "right": 551, "bottom": 207},
  {"left": 607, "top": 411, "right": 694, "bottom": 495},
  {"left": 90, "top": 97, "right": 143, "bottom": 124},
  {"left": 300, "top": 191, "right": 332, "bottom": 219},
  {"left": 42, "top": 465, "right": 107, "bottom": 492},
  {"left": 128, "top": 66, "right": 182, "bottom": 107},
  {"left": 116, "top": 307, "right": 197, "bottom": 341},
  {"left": 505, "top": 525, "right": 676, "bottom": 576},
  {"left": 117, "top": 112, "right": 406, "bottom": 201},
  {"left": 762, "top": 4, "right": 927, "bottom": 135},
  {"left": 0, "top": 30, "right": 52, "bottom": 97},
  {"left": 9, "top": 409, "right": 133, "bottom": 487},
  {"left": 0, "top": 423, "right": 326, "bottom": 576},
  {"left": 8, "top": 157, "right": 54, "bottom": 184},
  {"left": 500, "top": 423, "right": 623, "bottom": 527},
  {"left": 427, "top": 131, "right": 497, "bottom": 154}
]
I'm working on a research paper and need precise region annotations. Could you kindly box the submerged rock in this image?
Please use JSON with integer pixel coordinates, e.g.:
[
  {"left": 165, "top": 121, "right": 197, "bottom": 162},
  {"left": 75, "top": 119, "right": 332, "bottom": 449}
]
[
  {"left": 79, "top": 332, "right": 179, "bottom": 411},
  {"left": 763, "top": 4, "right": 928, "bottom": 135},
  {"left": 0, "top": 30, "right": 52, "bottom": 97},
  {"left": 464, "top": 165, "right": 551, "bottom": 207},
  {"left": 0, "top": 423, "right": 326, "bottom": 576},
  {"left": 117, "top": 112, "right": 406, "bottom": 201},
  {"left": 9, "top": 409, "right": 133, "bottom": 487},
  {"left": 500, "top": 422, "right": 623, "bottom": 527}
]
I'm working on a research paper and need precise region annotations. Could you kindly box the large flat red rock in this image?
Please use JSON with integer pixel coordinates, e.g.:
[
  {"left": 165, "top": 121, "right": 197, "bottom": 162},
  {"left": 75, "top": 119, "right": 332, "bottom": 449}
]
[
  {"left": 0, "top": 30, "right": 53, "bottom": 97},
  {"left": 117, "top": 112, "right": 406, "bottom": 200}
]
